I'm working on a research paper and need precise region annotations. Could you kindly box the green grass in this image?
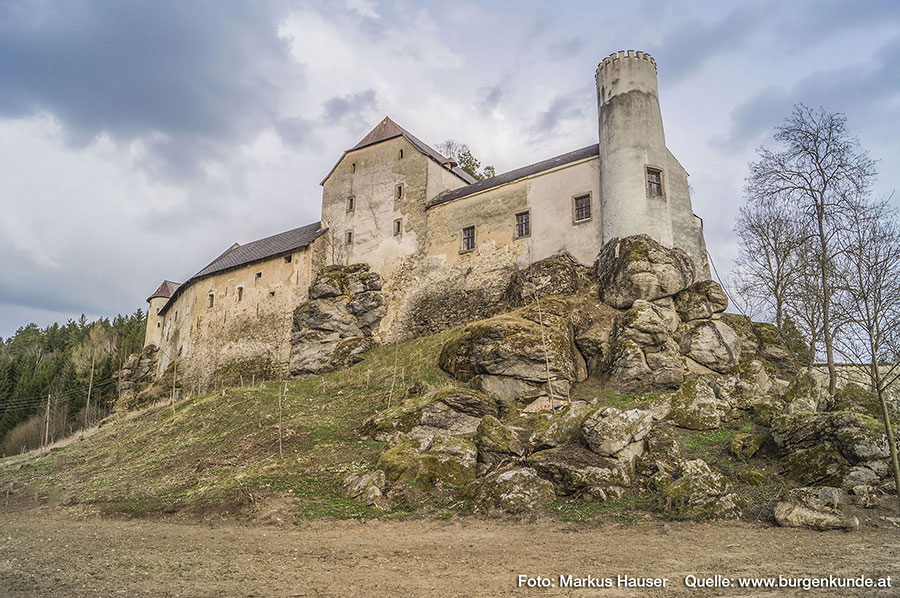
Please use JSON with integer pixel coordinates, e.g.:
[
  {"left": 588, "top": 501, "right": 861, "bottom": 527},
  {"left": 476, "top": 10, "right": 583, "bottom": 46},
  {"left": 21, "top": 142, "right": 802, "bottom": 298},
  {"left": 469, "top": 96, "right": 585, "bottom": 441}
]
[
  {"left": 0, "top": 329, "right": 457, "bottom": 520},
  {"left": 547, "top": 495, "right": 657, "bottom": 523}
]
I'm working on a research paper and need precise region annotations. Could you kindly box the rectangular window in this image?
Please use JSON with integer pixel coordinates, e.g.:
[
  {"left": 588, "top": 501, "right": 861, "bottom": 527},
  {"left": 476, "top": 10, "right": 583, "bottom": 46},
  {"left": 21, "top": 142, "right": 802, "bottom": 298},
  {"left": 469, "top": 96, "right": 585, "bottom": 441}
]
[
  {"left": 573, "top": 194, "right": 592, "bottom": 223},
  {"left": 395, "top": 184, "right": 403, "bottom": 200},
  {"left": 347, "top": 196, "right": 355, "bottom": 212},
  {"left": 399, "top": 148, "right": 404, "bottom": 159},
  {"left": 237, "top": 287, "right": 243, "bottom": 302},
  {"left": 461, "top": 226, "right": 476, "bottom": 252},
  {"left": 346, "top": 230, "right": 354, "bottom": 245},
  {"left": 515, "top": 211, "right": 530, "bottom": 238},
  {"left": 208, "top": 293, "right": 214, "bottom": 308},
  {"left": 284, "top": 255, "right": 292, "bottom": 263},
  {"left": 647, "top": 168, "right": 663, "bottom": 196},
  {"left": 350, "top": 162, "right": 356, "bottom": 173},
  {"left": 393, "top": 218, "right": 402, "bottom": 237}
]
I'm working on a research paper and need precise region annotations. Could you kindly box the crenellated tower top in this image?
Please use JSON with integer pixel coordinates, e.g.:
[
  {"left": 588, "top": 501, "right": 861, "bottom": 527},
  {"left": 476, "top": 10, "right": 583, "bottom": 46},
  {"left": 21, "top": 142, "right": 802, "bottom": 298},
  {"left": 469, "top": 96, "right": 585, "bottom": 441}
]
[{"left": 596, "top": 50, "right": 657, "bottom": 75}]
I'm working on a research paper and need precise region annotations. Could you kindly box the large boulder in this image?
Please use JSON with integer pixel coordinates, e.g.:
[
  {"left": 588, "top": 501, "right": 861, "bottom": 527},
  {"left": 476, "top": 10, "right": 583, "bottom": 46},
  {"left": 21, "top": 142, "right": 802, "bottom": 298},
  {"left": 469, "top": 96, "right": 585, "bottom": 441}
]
[
  {"left": 523, "top": 401, "right": 592, "bottom": 449},
  {"left": 664, "top": 378, "right": 726, "bottom": 430},
  {"left": 475, "top": 415, "right": 532, "bottom": 474},
  {"left": 771, "top": 411, "right": 890, "bottom": 487},
  {"left": 528, "top": 444, "right": 631, "bottom": 498},
  {"left": 594, "top": 235, "right": 697, "bottom": 309},
  {"left": 503, "top": 254, "right": 593, "bottom": 306},
  {"left": 438, "top": 311, "right": 587, "bottom": 399},
  {"left": 679, "top": 320, "right": 741, "bottom": 373},
  {"left": 466, "top": 467, "right": 556, "bottom": 514},
  {"left": 783, "top": 373, "right": 829, "bottom": 414},
  {"left": 361, "top": 386, "right": 501, "bottom": 441},
  {"left": 376, "top": 434, "right": 477, "bottom": 490},
  {"left": 290, "top": 264, "right": 385, "bottom": 375},
  {"left": 774, "top": 487, "right": 859, "bottom": 531},
  {"left": 652, "top": 459, "right": 741, "bottom": 519},
  {"left": 673, "top": 280, "right": 728, "bottom": 321},
  {"left": 581, "top": 407, "right": 654, "bottom": 457}
]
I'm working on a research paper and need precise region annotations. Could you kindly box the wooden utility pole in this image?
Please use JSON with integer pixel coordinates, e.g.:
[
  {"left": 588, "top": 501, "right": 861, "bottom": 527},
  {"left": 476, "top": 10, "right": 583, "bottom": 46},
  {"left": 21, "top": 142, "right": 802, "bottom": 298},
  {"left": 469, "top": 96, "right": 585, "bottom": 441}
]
[
  {"left": 278, "top": 381, "right": 284, "bottom": 460},
  {"left": 42, "top": 393, "right": 51, "bottom": 452},
  {"left": 171, "top": 362, "right": 177, "bottom": 416},
  {"left": 84, "top": 349, "right": 96, "bottom": 429}
]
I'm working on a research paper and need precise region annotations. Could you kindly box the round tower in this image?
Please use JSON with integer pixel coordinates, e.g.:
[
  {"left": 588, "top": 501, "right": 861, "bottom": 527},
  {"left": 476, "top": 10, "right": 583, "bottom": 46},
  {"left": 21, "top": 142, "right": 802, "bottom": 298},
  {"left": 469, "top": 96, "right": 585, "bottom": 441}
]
[{"left": 596, "top": 50, "right": 673, "bottom": 248}]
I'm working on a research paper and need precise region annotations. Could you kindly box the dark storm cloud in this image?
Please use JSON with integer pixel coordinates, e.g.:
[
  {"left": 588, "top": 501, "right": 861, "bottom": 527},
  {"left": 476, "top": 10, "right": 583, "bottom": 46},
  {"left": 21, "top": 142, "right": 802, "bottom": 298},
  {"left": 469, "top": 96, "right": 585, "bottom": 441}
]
[
  {"left": 0, "top": 0, "right": 300, "bottom": 178},
  {"left": 716, "top": 37, "right": 900, "bottom": 151}
]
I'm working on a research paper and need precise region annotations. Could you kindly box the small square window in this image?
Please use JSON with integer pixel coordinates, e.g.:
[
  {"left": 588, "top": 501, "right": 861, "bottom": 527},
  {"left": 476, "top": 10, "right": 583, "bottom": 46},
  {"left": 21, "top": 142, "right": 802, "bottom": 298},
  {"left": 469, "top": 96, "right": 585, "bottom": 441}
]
[
  {"left": 393, "top": 219, "right": 402, "bottom": 237},
  {"left": 346, "top": 230, "right": 354, "bottom": 245},
  {"left": 347, "top": 196, "right": 355, "bottom": 212},
  {"left": 573, "top": 194, "right": 592, "bottom": 223},
  {"left": 647, "top": 168, "right": 663, "bottom": 196},
  {"left": 208, "top": 293, "right": 214, "bottom": 308},
  {"left": 395, "top": 184, "right": 404, "bottom": 200},
  {"left": 269, "top": 290, "right": 276, "bottom": 297},
  {"left": 284, "top": 255, "right": 292, "bottom": 264},
  {"left": 461, "top": 226, "right": 476, "bottom": 252},
  {"left": 255, "top": 272, "right": 262, "bottom": 279},
  {"left": 515, "top": 211, "right": 530, "bottom": 238}
]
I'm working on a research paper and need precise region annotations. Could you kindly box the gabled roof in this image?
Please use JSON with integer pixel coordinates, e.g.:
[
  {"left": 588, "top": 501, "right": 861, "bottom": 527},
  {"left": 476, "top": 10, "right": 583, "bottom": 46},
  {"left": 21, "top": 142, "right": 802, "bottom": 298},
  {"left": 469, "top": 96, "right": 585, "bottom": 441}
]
[
  {"left": 320, "top": 117, "right": 477, "bottom": 186},
  {"left": 147, "top": 280, "right": 181, "bottom": 303},
  {"left": 427, "top": 144, "right": 600, "bottom": 209},
  {"left": 159, "top": 221, "right": 325, "bottom": 315}
]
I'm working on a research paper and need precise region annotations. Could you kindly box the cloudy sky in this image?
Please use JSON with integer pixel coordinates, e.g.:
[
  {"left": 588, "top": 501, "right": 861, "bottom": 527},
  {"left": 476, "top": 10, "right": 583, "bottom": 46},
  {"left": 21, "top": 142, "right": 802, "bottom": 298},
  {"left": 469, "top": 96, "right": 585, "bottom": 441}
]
[{"left": 1, "top": 0, "right": 899, "bottom": 338}]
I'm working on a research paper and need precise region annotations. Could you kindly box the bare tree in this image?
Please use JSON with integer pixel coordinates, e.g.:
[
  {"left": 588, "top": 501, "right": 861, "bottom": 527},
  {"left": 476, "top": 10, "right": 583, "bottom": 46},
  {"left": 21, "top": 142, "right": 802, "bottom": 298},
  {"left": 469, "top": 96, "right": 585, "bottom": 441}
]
[
  {"left": 833, "top": 198, "right": 900, "bottom": 512},
  {"left": 784, "top": 238, "right": 826, "bottom": 373},
  {"left": 746, "top": 104, "right": 877, "bottom": 394},
  {"left": 733, "top": 195, "right": 805, "bottom": 329}
]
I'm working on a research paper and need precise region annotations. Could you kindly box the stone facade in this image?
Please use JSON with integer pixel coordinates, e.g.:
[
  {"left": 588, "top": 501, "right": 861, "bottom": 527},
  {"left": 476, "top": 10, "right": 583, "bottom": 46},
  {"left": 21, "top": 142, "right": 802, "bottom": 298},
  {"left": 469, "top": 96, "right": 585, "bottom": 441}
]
[{"left": 143, "top": 50, "right": 711, "bottom": 386}]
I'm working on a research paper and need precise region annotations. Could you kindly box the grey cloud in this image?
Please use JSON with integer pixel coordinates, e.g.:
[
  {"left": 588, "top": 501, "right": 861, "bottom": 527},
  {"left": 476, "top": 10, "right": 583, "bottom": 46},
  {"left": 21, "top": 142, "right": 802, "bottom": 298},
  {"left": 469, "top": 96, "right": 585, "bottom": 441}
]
[
  {"left": 715, "top": 37, "right": 900, "bottom": 151},
  {"left": 531, "top": 94, "right": 584, "bottom": 138},
  {"left": 322, "top": 88, "right": 377, "bottom": 122},
  {"left": 477, "top": 84, "right": 504, "bottom": 111},
  {"left": 547, "top": 37, "right": 585, "bottom": 61},
  {"left": 0, "top": 0, "right": 301, "bottom": 178}
]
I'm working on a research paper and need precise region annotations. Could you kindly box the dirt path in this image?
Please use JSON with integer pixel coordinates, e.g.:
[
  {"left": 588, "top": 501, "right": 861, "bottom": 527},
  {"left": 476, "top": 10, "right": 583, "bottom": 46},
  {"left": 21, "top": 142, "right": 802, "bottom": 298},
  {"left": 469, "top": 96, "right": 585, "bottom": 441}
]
[{"left": 0, "top": 508, "right": 897, "bottom": 597}]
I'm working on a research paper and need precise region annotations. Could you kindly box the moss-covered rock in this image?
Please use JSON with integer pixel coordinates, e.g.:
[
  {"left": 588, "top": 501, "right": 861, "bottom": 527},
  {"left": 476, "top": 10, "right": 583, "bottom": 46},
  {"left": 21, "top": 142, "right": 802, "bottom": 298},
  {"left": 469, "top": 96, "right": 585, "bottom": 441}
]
[
  {"left": 466, "top": 467, "right": 556, "bottom": 514},
  {"left": 502, "top": 254, "right": 594, "bottom": 306},
  {"left": 594, "top": 235, "right": 697, "bottom": 309},
  {"left": 673, "top": 280, "right": 728, "bottom": 321},
  {"left": 528, "top": 444, "right": 630, "bottom": 496},
  {"left": 521, "top": 401, "right": 592, "bottom": 449},
  {"left": 782, "top": 373, "right": 827, "bottom": 414},
  {"left": 729, "top": 432, "right": 768, "bottom": 459},
  {"left": 475, "top": 415, "right": 532, "bottom": 474},
  {"left": 664, "top": 378, "right": 723, "bottom": 430},
  {"left": 581, "top": 406, "right": 654, "bottom": 457},
  {"left": 679, "top": 320, "right": 741, "bottom": 374},
  {"left": 652, "top": 459, "right": 741, "bottom": 519},
  {"left": 774, "top": 487, "right": 859, "bottom": 531},
  {"left": 376, "top": 434, "right": 477, "bottom": 490},
  {"left": 438, "top": 311, "right": 587, "bottom": 395}
]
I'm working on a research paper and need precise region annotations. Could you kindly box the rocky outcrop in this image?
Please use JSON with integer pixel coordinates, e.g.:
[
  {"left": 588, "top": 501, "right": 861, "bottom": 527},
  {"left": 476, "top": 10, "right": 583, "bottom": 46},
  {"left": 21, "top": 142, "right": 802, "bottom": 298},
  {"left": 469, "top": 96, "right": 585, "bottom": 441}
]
[
  {"left": 503, "top": 254, "right": 594, "bottom": 306},
  {"left": 594, "top": 235, "right": 696, "bottom": 309},
  {"left": 652, "top": 459, "right": 741, "bottom": 519},
  {"left": 603, "top": 300, "right": 684, "bottom": 392},
  {"left": 465, "top": 467, "right": 556, "bottom": 514},
  {"left": 774, "top": 487, "right": 859, "bottom": 531},
  {"left": 475, "top": 415, "right": 533, "bottom": 475},
  {"left": 528, "top": 444, "right": 630, "bottom": 499},
  {"left": 673, "top": 280, "right": 728, "bottom": 321},
  {"left": 115, "top": 345, "right": 167, "bottom": 409},
  {"left": 771, "top": 411, "right": 890, "bottom": 488},
  {"left": 581, "top": 407, "right": 653, "bottom": 457},
  {"left": 376, "top": 434, "right": 477, "bottom": 490},
  {"left": 289, "top": 264, "right": 385, "bottom": 375},
  {"left": 438, "top": 311, "right": 587, "bottom": 400}
]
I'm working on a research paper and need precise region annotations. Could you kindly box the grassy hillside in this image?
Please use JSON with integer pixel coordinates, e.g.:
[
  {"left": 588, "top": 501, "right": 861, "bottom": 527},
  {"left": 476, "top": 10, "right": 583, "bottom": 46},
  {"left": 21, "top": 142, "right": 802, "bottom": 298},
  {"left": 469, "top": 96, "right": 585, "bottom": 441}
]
[{"left": 0, "top": 330, "right": 455, "bottom": 521}]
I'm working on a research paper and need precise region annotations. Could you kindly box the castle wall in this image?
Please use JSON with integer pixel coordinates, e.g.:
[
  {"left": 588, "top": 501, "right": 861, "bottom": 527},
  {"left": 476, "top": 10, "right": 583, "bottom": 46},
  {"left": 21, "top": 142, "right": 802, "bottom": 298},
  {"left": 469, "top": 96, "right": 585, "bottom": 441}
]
[{"left": 155, "top": 244, "right": 317, "bottom": 386}]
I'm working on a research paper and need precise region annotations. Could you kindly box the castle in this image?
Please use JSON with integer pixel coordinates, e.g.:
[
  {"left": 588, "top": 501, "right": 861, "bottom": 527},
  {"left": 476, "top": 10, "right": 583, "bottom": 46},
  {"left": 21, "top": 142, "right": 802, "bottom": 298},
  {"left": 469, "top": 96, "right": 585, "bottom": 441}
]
[{"left": 143, "top": 50, "right": 709, "bottom": 386}]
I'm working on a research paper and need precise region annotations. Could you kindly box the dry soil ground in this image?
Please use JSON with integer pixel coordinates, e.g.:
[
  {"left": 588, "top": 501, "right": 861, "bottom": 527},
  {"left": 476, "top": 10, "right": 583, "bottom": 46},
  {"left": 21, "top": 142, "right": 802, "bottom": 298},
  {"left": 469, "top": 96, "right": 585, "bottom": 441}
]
[{"left": 0, "top": 508, "right": 897, "bottom": 598}]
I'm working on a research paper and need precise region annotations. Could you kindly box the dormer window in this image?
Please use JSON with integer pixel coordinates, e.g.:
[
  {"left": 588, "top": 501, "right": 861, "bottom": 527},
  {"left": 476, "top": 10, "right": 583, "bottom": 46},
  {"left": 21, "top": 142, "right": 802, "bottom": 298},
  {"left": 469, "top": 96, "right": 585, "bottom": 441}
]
[
  {"left": 347, "top": 196, "right": 355, "bottom": 212},
  {"left": 647, "top": 168, "right": 663, "bottom": 196}
]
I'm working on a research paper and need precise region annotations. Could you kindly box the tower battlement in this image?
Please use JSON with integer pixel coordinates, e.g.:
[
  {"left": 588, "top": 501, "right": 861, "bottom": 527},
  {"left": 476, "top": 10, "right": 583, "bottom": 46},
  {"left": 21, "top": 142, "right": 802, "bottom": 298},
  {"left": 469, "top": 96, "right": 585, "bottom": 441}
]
[{"left": 596, "top": 49, "right": 657, "bottom": 75}]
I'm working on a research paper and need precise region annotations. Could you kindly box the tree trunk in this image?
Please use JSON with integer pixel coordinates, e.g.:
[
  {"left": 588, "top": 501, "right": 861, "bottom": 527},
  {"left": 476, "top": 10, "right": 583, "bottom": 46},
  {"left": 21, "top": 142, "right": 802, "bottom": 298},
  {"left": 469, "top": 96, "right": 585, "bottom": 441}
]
[
  {"left": 873, "top": 363, "right": 900, "bottom": 514},
  {"left": 815, "top": 204, "right": 837, "bottom": 395}
]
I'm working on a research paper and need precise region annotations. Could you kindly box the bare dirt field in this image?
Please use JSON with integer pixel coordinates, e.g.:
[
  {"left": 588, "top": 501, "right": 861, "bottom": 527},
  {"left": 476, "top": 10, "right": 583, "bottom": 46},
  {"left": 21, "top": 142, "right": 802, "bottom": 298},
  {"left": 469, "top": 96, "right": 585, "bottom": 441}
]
[{"left": 0, "top": 508, "right": 897, "bottom": 598}]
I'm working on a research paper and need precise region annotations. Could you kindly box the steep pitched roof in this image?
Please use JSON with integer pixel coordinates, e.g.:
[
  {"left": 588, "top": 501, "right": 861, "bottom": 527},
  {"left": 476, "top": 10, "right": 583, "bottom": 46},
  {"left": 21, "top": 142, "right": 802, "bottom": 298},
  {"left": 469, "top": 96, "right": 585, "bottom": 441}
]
[
  {"left": 427, "top": 144, "right": 600, "bottom": 209},
  {"left": 320, "top": 117, "right": 477, "bottom": 185},
  {"left": 159, "top": 221, "right": 325, "bottom": 315},
  {"left": 146, "top": 280, "right": 181, "bottom": 303}
]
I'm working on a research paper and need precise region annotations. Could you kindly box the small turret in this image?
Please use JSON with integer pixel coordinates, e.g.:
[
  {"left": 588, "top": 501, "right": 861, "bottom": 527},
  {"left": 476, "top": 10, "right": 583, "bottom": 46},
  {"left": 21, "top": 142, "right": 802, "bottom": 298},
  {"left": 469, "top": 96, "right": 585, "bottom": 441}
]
[{"left": 144, "top": 280, "right": 180, "bottom": 348}]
